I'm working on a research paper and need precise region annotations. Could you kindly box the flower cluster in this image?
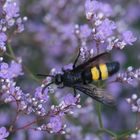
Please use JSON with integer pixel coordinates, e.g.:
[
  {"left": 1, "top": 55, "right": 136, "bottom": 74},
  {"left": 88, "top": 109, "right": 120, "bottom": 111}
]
[
  {"left": 36, "top": 94, "right": 81, "bottom": 134},
  {"left": 126, "top": 94, "right": 140, "bottom": 112},
  {"left": 115, "top": 66, "right": 140, "bottom": 86},
  {"left": 84, "top": 0, "right": 136, "bottom": 51},
  {"left": 0, "top": 0, "right": 27, "bottom": 52},
  {"left": 0, "top": 127, "right": 9, "bottom": 140},
  {"left": 0, "top": 57, "right": 22, "bottom": 79}
]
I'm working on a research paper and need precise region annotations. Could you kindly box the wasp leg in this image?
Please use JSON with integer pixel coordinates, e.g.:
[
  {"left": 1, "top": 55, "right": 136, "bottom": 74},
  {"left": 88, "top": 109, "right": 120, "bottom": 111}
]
[
  {"left": 73, "top": 49, "right": 80, "bottom": 69},
  {"left": 58, "top": 84, "right": 64, "bottom": 89},
  {"left": 42, "top": 82, "right": 53, "bottom": 94},
  {"left": 73, "top": 88, "right": 77, "bottom": 97}
]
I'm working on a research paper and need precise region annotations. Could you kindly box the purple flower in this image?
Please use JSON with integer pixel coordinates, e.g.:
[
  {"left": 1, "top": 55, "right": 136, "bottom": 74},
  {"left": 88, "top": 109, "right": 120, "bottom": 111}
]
[
  {"left": 122, "top": 30, "right": 137, "bottom": 45},
  {"left": 99, "top": 3, "right": 113, "bottom": 17},
  {"left": 3, "top": 1, "right": 19, "bottom": 19},
  {"left": 9, "top": 61, "right": 23, "bottom": 78},
  {"left": 35, "top": 87, "right": 49, "bottom": 101},
  {"left": 49, "top": 116, "right": 62, "bottom": 133},
  {"left": 85, "top": 0, "right": 97, "bottom": 19},
  {"left": 0, "top": 62, "right": 9, "bottom": 78},
  {"left": 28, "top": 130, "right": 43, "bottom": 140},
  {"left": 96, "top": 19, "right": 116, "bottom": 40},
  {"left": 85, "top": 0, "right": 113, "bottom": 19},
  {"left": 60, "top": 24, "right": 75, "bottom": 40},
  {"left": 0, "top": 32, "right": 7, "bottom": 52},
  {"left": 0, "top": 33, "right": 7, "bottom": 42},
  {"left": 63, "top": 93, "right": 77, "bottom": 105},
  {"left": 0, "top": 61, "right": 23, "bottom": 79},
  {"left": 80, "top": 24, "right": 91, "bottom": 38},
  {"left": 0, "top": 127, "right": 9, "bottom": 140}
]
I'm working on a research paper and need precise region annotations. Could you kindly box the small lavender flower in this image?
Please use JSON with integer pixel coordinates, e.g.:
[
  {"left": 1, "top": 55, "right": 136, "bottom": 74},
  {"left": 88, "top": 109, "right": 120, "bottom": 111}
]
[
  {"left": 122, "top": 30, "right": 137, "bottom": 45},
  {"left": 0, "top": 127, "right": 9, "bottom": 140},
  {"left": 96, "top": 19, "right": 116, "bottom": 40},
  {"left": 63, "top": 93, "right": 77, "bottom": 106},
  {"left": 3, "top": 1, "right": 19, "bottom": 19},
  {"left": 116, "top": 66, "right": 140, "bottom": 85},
  {"left": 35, "top": 87, "right": 49, "bottom": 102},
  {"left": 85, "top": 0, "right": 113, "bottom": 20},
  {"left": 0, "top": 59, "right": 23, "bottom": 79},
  {"left": 48, "top": 116, "right": 62, "bottom": 133},
  {"left": 8, "top": 60, "right": 23, "bottom": 78},
  {"left": 85, "top": 0, "right": 96, "bottom": 19},
  {"left": 0, "top": 32, "right": 7, "bottom": 52},
  {"left": 0, "top": 0, "right": 26, "bottom": 37},
  {"left": 80, "top": 24, "right": 91, "bottom": 39},
  {"left": 126, "top": 93, "right": 140, "bottom": 112},
  {"left": 0, "top": 62, "right": 9, "bottom": 78}
]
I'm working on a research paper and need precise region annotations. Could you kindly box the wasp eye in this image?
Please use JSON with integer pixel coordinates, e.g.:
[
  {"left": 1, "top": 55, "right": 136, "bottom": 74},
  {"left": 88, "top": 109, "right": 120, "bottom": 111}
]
[{"left": 55, "top": 74, "right": 62, "bottom": 85}]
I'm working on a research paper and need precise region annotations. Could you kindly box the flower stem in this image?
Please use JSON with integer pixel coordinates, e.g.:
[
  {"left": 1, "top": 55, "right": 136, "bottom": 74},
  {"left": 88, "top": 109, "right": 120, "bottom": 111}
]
[
  {"left": 7, "top": 43, "right": 16, "bottom": 59},
  {"left": 97, "top": 128, "right": 117, "bottom": 139},
  {"left": 96, "top": 102, "right": 103, "bottom": 128},
  {"left": 5, "top": 48, "right": 40, "bottom": 82}
]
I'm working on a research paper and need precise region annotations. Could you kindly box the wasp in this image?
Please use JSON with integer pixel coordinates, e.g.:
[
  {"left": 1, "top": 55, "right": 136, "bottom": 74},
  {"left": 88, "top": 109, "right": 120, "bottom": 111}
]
[{"left": 38, "top": 50, "right": 120, "bottom": 106}]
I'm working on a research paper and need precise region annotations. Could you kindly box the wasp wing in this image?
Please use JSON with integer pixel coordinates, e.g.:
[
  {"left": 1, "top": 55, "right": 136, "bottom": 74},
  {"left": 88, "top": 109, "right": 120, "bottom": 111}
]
[
  {"left": 74, "top": 84, "right": 116, "bottom": 106},
  {"left": 73, "top": 52, "right": 109, "bottom": 71}
]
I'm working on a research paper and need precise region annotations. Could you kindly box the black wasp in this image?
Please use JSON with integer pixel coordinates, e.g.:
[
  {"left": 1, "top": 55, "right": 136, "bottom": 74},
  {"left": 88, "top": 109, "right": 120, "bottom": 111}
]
[{"left": 38, "top": 50, "right": 120, "bottom": 106}]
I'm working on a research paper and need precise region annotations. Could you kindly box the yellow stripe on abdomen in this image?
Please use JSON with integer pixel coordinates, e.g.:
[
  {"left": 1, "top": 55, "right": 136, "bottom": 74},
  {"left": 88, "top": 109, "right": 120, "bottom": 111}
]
[
  {"left": 91, "top": 67, "right": 100, "bottom": 80},
  {"left": 99, "top": 64, "right": 108, "bottom": 80}
]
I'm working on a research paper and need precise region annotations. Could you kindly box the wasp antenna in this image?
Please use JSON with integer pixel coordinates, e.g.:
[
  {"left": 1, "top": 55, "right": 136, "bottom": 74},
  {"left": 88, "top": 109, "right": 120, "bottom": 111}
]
[
  {"left": 42, "top": 82, "right": 54, "bottom": 93},
  {"left": 37, "top": 74, "right": 54, "bottom": 77}
]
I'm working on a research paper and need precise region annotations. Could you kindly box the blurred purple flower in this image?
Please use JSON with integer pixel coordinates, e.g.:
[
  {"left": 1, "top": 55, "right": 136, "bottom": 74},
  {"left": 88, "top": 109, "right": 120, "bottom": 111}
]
[
  {"left": 28, "top": 130, "right": 44, "bottom": 140},
  {"left": 9, "top": 61, "right": 23, "bottom": 78},
  {"left": 0, "top": 32, "right": 7, "bottom": 42},
  {"left": 85, "top": 134, "right": 99, "bottom": 140},
  {"left": 49, "top": 116, "right": 62, "bottom": 133},
  {"left": 107, "top": 83, "right": 121, "bottom": 98},
  {"left": 0, "top": 62, "right": 9, "bottom": 78},
  {"left": 63, "top": 93, "right": 77, "bottom": 105},
  {"left": 3, "top": 1, "right": 19, "bottom": 19},
  {"left": 59, "top": 24, "right": 75, "bottom": 40},
  {"left": 35, "top": 87, "right": 49, "bottom": 102},
  {"left": 122, "top": 30, "right": 137, "bottom": 45},
  {"left": 0, "top": 127, "right": 9, "bottom": 140},
  {"left": 96, "top": 19, "right": 116, "bottom": 40},
  {"left": 80, "top": 24, "right": 91, "bottom": 38},
  {"left": 112, "top": 51, "right": 126, "bottom": 65},
  {"left": 125, "top": 5, "right": 140, "bottom": 23},
  {"left": 85, "top": 0, "right": 98, "bottom": 19},
  {"left": 99, "top": 3, "right": 113, "bottom": 17},
  {"left": 0, "top": 113, "right": 10, "bottom": 126},
  {"left": 85, "top": 0, "right": 113, "bottom": 19},
  {"left": 0, "top": 32, "right": 7, "bottom": 52},
  {"left": 0, "top": 61, "right": 23, "bottom": 79}
]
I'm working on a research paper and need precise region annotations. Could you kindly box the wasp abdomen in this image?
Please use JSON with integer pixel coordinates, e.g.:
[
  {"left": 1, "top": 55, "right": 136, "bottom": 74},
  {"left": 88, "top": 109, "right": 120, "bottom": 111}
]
[
  {"left": 91, "top": 61, "right": 120, "bottom": 81},
  {"left": 106, "top": 62, "right": 120, "bottom": 76}
]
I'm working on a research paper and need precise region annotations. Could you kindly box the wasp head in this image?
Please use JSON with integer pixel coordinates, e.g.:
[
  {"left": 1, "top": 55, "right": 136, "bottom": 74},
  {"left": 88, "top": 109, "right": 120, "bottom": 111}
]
[{"left": 54, "top": 74, "right": 63, "bottom": 85}]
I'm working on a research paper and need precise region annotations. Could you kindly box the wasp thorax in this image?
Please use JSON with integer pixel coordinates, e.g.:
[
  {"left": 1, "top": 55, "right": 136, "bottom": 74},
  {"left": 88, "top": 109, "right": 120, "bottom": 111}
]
[{"left": 54, "top": 74, "right": 63, "bottom": 85}]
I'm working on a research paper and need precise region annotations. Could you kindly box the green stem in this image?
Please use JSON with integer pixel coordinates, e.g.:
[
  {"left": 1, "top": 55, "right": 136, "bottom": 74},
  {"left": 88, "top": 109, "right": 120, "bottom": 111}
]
[
  {"left": 5, "top": 45, "right": 40, "bottom": 82},
  {"left": 97, "top": 128, "right": 117, "bottom": 139},
  {"left": 117, "top": 129, "right": 139, "bottom": 139},
  {"left": 7, "top": 43, "right": 16, "bottom": 59},
  {"left": 23, "top": 65, "right": 41, "bottom": 82},
  {"left": 96, "top": 103, "right": 103, "bottom": 128}
]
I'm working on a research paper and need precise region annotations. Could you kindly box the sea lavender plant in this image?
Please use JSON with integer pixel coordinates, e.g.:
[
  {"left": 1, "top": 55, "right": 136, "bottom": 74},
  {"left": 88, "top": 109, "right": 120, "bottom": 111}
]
[{"left": 0, "top": 0, "right": 140, "bottom": 140}]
